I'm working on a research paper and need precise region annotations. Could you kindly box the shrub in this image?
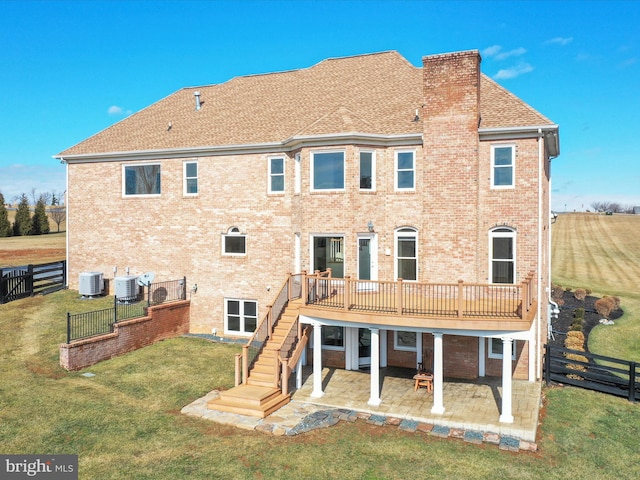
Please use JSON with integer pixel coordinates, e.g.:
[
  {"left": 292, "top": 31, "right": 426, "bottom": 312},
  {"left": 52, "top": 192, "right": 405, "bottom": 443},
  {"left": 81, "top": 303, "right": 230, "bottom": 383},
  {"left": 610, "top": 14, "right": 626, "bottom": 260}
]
[
  {"left": 574, "top": 308, "right": 585, "bottom": 319},
  {"left": 564, "top": 332, "right": 585, "bottom": 350},
  {"left": 574, "top": 288, "right": 586, "bottom": 301},
  {"left": 608, "top": 296, "right": 621, "bottom": 310},
  {"left": 595, "top": 297, "right": 615, "bottom": 318},
  {"left": 585, "top": 288, "right": 593, "bottom": 295},
  {"left": 551, "top": 284, "right": 565, "bottom": 302},
  {"left": 571, "top": 321, "right": 583, "bottom": 332},
  {"left": 564, "top": 286, "right": 573, "bottom": 292}
]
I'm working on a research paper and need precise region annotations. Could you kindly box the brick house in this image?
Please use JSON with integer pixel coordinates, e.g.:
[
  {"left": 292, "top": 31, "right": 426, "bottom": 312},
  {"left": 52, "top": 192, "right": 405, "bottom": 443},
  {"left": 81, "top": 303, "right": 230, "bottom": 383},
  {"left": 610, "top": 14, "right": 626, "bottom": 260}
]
[{"left": 56, "top": 50, "right": 559, "bottom": 420}]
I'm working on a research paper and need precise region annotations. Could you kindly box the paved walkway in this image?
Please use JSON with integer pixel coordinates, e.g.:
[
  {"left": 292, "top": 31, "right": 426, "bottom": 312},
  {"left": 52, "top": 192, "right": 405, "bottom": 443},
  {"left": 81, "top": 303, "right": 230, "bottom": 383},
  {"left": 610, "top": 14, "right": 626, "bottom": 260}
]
[{"left": 181, "top": 367, "right": 541, "bottom": 452}]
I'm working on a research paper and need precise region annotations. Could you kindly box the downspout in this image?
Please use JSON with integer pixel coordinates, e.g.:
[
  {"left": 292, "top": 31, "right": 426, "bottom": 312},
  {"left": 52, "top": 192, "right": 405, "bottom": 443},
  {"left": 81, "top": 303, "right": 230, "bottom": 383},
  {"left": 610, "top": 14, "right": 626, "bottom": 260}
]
[
  {"left": 61, "top": 157, "right": 69, "bottom": 288},
  {"left": 534, "top": 128, "right": 544, "bottom": 381}
]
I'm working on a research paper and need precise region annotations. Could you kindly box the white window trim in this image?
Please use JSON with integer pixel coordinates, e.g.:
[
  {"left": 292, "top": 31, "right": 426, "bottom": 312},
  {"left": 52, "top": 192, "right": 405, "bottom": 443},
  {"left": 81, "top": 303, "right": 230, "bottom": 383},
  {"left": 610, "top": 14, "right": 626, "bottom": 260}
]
[
  {"left": 310, "top": 150, "right": 346, "bottom": 192},
  {"left": 394, "top": 149, "right": 416, "bottom": 192},
  {"left": 222, "top": 227, "right": 247, "bottom": 257},
  {"left": 394, "top": 330, "right": 417, "bottom": 352},
  {"left": 487, "top": 338, "right": 517, "bottom": 360},
  {"left": 394, "top": 227, "right": 418, "bottom": 281},
  {"left": 268, "top": 156, "right": 286, "bottom": 194},
  {"left": 122, "top": 162, "right": 161, "bottom": 197},
  {"left": 183, "top": 161, "right": 198, "bottom": 196},
  {"left": 489, "top": 227, "right": 516, "bottom": 284},
  {"left": 491, "top": 144, "right": 515, "bottom": 189},
  {"left": 294, "top": 152, "right": 301, "bottom": 194},
  {"left": 359, "top": 150, "right": 376, "bottom": 192},
  {"left": 224, "top": 298, "right": 258, "bottom": 336}
]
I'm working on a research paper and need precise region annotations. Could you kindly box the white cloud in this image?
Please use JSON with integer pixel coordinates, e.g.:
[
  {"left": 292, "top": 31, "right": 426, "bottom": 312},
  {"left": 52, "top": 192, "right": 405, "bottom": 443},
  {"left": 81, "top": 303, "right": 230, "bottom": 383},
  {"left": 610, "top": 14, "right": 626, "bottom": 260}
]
[
  {"left": 493, "top": 62, "right": 534, "bottom": 80},
  {"left": 482, "top": 45, "right": 526, "bottom": 60},
  {"left": 482, "top": 45, "right": 502, "bottom": 57},
  {"left": 544, "top": 36, "right": 573, "bottom": 46},
  {"left": 107, "top": 105, "right": 132, "bottom": 116}
]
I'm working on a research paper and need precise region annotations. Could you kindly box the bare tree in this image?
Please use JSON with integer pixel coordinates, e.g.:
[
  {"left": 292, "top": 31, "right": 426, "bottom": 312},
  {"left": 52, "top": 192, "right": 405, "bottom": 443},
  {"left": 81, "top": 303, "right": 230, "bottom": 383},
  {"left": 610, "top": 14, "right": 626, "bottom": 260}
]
[
  {"left": 49, "top": 206, "right": 66, "bottom": 233},
  {"left": 30, "top": 187, "right": 38, "bottom": 206},
  {"left": 39, "top": 192, "right": 52, "bottom": 206}
]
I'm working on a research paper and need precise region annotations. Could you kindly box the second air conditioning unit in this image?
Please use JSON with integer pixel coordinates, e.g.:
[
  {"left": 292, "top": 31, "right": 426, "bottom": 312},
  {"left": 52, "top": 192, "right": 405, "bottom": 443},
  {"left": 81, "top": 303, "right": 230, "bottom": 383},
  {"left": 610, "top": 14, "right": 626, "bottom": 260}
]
[{"left": 114, "top": 275, "right": 139, "bottom": 300}]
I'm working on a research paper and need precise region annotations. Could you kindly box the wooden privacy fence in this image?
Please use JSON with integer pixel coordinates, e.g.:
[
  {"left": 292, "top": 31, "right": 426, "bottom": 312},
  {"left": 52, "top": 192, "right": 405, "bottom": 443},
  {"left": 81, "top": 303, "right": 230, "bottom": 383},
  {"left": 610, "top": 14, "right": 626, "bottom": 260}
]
[
  {"left": 0, "top": 261, "right": 67, "bottom": 304},
  {"left": 544, "top": 344, "right": 639, "bottom": 403}
]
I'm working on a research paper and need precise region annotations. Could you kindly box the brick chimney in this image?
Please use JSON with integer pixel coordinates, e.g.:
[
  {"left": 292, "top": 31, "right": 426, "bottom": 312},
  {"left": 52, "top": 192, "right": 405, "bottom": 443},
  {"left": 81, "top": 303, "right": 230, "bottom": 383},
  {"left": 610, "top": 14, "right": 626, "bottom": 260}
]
[{"left": 421, "top": 50, "right": 481, "bottom": 282}]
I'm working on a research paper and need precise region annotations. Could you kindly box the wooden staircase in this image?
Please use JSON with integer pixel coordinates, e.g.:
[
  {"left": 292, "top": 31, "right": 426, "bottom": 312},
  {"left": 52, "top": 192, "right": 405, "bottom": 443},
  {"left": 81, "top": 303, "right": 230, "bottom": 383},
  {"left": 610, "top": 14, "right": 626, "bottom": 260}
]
[{"left": 207, "top": 300, "right": 304, "bottom": 418}]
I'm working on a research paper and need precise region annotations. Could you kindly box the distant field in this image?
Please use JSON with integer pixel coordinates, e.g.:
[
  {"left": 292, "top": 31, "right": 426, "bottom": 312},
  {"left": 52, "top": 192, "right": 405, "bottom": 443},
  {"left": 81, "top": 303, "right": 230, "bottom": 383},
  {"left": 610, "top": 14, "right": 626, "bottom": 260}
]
[
  {"left": 551, "top": 212, "right": 640, "bottom": 360},
  {"left": 0, "top": 232, "right": 66, "bottom": 267}
]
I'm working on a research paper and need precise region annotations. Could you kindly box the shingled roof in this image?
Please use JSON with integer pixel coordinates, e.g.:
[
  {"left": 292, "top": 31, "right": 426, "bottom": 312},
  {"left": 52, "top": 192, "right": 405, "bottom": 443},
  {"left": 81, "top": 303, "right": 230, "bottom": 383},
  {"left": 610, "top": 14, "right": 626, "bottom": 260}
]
[{"left": 58, "top": 50, "right": 554, "bottom": 158}]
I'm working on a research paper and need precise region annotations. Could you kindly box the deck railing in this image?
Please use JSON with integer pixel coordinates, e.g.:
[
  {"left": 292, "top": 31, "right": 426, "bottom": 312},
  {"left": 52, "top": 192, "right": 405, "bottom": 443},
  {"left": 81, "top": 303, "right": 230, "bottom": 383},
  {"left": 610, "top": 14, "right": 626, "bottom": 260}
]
[
  {"left": 301, "top": 271, "right": 535, "bottom": 320},
  {"left": 241, "top": 273, "right": 303, "bottom": 384}
]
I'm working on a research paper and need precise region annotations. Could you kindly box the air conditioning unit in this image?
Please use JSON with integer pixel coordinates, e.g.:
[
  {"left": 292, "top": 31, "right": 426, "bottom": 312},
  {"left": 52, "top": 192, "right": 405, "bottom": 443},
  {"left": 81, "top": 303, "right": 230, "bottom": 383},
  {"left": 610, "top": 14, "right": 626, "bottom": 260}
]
[
  {"left": 114, "top": 275, "right": 139, "bottom": 300},
  {"left": 78, "top": 271, "right": 104, "bottom": 296}
]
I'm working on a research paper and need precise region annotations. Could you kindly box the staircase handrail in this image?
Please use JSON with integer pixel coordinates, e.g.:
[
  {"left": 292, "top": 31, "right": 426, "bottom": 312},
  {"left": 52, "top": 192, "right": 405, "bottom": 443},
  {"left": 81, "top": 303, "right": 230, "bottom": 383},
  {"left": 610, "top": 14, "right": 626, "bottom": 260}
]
[
  {"left": 239, "top": 273, "right": 304, "bottom": 384},
  {"left": 280, "top": 325, "right": 312, "bottom": 396}
]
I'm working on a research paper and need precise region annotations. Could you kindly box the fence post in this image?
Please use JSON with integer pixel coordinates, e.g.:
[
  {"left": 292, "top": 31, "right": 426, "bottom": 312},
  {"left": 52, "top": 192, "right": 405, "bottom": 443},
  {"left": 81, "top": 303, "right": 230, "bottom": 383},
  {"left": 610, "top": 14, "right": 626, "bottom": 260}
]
[
  {"left": 629, "top": 362, "right": 637, "bottom": 403},
  {"left": 114, "top": 294, "right": 118, "bottom": 324},
  {"left": 182, "top": 276, "right": 187, "bottom": 300},
  {"left": 544, "top": 344, "right": 551, "bottom": 385},
  {"left": 27, "top": 264, "right": 34, "bottom": 297},
  {"left": 67, "top": 312, "right": 71, "bottom": 344}
]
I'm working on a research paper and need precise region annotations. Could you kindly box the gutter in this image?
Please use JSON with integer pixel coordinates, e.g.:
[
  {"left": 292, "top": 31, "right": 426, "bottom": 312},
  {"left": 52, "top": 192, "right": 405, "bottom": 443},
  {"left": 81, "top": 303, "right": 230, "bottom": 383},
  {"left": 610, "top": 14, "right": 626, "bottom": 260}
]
[{"left": 53, "top": 132, "right": 423, "bottom": 164}]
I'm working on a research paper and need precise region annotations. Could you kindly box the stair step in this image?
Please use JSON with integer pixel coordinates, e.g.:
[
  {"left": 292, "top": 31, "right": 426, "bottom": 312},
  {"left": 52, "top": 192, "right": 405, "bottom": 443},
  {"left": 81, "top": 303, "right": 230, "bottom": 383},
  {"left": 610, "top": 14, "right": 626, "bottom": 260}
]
[{"left": 208, "top": 385, "right": 290, "bottom": 418}]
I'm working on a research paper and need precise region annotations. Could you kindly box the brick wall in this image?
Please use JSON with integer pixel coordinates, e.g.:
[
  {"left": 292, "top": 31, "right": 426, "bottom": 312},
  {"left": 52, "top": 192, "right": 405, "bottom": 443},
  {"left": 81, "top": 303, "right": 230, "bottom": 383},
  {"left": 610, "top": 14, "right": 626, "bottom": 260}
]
[{"left": 59, "top": 300, "right": 190, "bottom": 371}]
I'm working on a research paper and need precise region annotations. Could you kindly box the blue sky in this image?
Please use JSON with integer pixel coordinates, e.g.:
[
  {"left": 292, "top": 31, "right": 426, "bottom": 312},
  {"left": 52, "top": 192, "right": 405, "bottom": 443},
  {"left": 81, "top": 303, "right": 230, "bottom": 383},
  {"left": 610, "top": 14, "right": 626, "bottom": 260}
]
[{"left": 0, "top": 0, "right": 638, "bottom": 212}]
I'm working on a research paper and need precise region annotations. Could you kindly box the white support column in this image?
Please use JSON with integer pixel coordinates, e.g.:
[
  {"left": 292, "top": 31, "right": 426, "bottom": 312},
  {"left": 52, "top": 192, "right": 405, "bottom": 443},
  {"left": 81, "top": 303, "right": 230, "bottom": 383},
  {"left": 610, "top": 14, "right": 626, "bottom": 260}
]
[
  {"left": 367, "top": 327, "right": 382, "bottom": 406},
  {"left": 380, "top": 329, "right": 387, "bottom": 368},
  {"left": 499, "top": 338, "right": 514, "bottom": 423},
  {"left": 478, "top": 337, "right": 486, "bottom": 377},
  {"left": 416, "top": 332, "right": 423, "bottom": 368},
  {"left": 296, "top": 355, "right": 303, "bottom": 389},
  {"left": 311, "top": 323, "right": 324, "bottom": 398},
  {"left": 431, "top": 332, "right": 445, "bottom": 415}
]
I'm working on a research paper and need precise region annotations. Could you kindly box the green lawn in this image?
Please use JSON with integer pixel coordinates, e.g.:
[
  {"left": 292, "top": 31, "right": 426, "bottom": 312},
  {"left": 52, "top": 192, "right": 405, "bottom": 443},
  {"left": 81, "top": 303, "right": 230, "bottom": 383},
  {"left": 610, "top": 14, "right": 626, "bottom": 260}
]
[{"left": 1, "top": 290, "right": 640, "bottom": 479}]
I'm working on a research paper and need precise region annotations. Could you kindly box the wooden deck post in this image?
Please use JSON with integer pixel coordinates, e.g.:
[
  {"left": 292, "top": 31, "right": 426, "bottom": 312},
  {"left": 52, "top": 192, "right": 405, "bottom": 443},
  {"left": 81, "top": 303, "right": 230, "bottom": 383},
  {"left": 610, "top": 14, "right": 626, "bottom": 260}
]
[
  {"left": 242, "top": 346, "right": 249, "bottom": 384},
  {"left": 457, "top": 280, "right": 464, "bottom": 318},
  {"left": 281, "top": 356, "right": 289, "bottom": 396},
  {"left": 234, "top": 353, "right": 242, "bottom": 386},
  {"left": 344, "top": 276, "right": 351, "bottom": 311},
  {"left": 301, "top": 270, "right": 308, "bottom": 304}
]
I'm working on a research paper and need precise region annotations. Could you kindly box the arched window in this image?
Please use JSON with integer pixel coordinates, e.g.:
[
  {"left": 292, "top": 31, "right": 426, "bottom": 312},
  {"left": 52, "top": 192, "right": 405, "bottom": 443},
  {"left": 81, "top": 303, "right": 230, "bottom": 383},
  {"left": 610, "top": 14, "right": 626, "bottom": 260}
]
[
  {"left": 223, "top": 227, "right": 246, "bottom": 256},
  {"left": 489, "top": 227, "right": 516, "bottom": 283},
  {"left": 395, "top": 227, "right": 418, "bottom": 281}
]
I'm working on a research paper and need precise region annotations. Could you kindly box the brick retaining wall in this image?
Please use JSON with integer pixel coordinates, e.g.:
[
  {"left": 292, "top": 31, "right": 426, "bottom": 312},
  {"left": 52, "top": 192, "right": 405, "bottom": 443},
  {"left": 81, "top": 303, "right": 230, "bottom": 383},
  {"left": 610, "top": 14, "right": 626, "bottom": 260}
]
[{"left": 60, "top": 300, "right": 190, "bottom": 371}]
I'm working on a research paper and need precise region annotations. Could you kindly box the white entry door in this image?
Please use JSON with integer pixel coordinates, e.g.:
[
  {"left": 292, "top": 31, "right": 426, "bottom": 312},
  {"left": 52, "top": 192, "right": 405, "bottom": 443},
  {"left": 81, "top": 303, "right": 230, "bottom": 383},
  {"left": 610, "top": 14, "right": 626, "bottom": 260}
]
[{"left": 357, "top": 234, "right": 377, "bottom": 290}]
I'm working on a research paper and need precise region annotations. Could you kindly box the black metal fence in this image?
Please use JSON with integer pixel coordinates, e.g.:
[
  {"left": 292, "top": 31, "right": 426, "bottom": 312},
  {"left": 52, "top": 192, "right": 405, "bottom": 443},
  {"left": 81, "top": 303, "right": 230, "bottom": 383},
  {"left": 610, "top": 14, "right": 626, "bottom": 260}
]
[
  {"left": 0, "top": 261, "right": 67, "bottom": 304},
  {"left": 66, "top": 277, "right": 187, "bottom": 343},
  {"left": 544, "top": 344, "right": 639, "bottom": 403}
]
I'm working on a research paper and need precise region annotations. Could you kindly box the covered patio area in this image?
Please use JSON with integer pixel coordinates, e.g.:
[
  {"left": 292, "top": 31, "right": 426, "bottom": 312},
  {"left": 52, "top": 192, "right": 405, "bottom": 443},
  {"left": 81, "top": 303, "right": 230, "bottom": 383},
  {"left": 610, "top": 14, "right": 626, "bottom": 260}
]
[{"left": 291, "top": 366, "right": 541, "bottom": 442}]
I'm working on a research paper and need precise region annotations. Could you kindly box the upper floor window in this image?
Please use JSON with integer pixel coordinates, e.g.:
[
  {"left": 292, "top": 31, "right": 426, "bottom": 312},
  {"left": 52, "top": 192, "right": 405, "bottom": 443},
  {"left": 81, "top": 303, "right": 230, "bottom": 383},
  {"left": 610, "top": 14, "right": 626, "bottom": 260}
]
[
  {"left": 311, "top": 151, "right": 345, "bottom": 191},
  {"left": 359, "top": 151, "right": 375, "bottom": 191},
  {"left": 492, "top": 145, "right": 515, "bottom": 188},
  {"left": 269, "top": 157, "right": 285, "bottom": 193},
  {"left": 490, "top": 227, "right": 515, "bottom": 283},
  {"left": 124, "top": 164, "right": 161, "bottom": 196},
  {"left": 395, "top": 227, "right": 418, "bottom": 281},
  {"left": 223, "top": 227, "right": 246, "bottom": 256},
  {"left": 395, "top": 150, "right": 415, "bottom": 191},
  {"left": 184, "top": 161, "right": 198, "bottom": 195}
]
